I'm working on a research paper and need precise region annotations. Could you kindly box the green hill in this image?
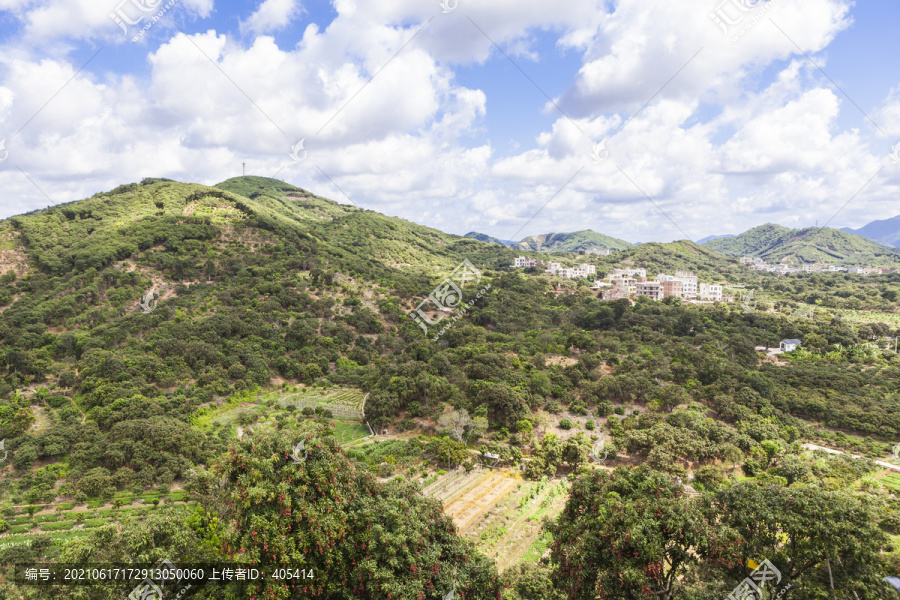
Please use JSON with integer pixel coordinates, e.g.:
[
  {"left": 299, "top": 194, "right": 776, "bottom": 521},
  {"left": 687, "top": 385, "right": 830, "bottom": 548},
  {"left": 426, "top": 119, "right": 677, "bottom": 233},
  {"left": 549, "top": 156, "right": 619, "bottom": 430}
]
[
  {"left": 590, "top": 239, "right": 744, "bottom": 280},
  {"left": 512, "top": 229, "right": 632, "bottom": 253},
  {"left": 706, "top": 223, "right": 900, "bottom": 266},
  {"left": 463, "top": 231, "right": 510, "bottom": 246},
  {"left": 2, "top": 177, "right": 900, "bottom": 599}
]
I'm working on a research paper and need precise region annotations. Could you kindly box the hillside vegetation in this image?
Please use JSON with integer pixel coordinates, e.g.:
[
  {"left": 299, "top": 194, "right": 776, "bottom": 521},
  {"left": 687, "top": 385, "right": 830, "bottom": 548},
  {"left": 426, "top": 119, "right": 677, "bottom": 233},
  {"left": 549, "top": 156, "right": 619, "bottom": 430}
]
[
  {"left": 707, "top": 223, "right": 900, "bottom": 266},
  {"left": 512, "top": 229, "right": 633, "bottom": 253},
  {"left": 0, "top": 177, "right": 899, "bottom": 598}
]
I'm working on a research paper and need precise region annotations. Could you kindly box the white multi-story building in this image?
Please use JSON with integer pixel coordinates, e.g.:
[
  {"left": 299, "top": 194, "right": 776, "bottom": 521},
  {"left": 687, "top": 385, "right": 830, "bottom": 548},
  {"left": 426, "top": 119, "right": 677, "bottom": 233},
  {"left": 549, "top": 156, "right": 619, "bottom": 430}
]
[
  {"left": 675, "top": 271, "right": 698, "bottom": 298},
  {"left": 544, "top": 261, "right": 562, "bottom": 273},
  {"left": 698, "top": 283, "right": 723, "bottom": 301},
  {"left": 513, "top": 256, "right": 543, "bottom": 268},
  {"left": 547, "top": 263, "right": 596, "bottom": 279}
]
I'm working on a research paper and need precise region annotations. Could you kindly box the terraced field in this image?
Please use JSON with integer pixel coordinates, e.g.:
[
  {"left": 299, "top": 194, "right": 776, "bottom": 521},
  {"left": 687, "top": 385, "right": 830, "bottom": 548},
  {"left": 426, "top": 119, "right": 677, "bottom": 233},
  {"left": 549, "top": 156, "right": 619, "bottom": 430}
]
[
  {"left": 0, "top": 492, "right": 193, "bottom": 554},
  {"left": 423, "top": 469, "right": 570, "bottom": 571},
  {"left": 276, "top": 388, "right": 368, "bottom": 419}
]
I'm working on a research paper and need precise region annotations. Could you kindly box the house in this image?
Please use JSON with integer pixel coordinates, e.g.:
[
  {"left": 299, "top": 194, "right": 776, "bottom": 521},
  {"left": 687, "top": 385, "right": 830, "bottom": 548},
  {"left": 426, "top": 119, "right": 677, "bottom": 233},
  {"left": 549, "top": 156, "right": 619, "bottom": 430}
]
[
  {"left": 545, "top": 262, "right": 562, "bottom": 275},
  {"left": 586, "top": 248, "right": 612, "bottom": 256},
  {"left": 779, "top": 339, "right": 802, "bottom": 352},
  {"left": 513, "top": 256, "right": 542, "bottom": 268},
  {"left": 675, "top": 271, "right": 698, "bottom": 298},
  {"left": 660, "top": 279, "right": 684, "bottom": 298},
  {"left": 698, "top": 283, "right": 723, "bottom": 301},
  {"left": 635, "top": 281, "right": 662, "bottom": 301}
]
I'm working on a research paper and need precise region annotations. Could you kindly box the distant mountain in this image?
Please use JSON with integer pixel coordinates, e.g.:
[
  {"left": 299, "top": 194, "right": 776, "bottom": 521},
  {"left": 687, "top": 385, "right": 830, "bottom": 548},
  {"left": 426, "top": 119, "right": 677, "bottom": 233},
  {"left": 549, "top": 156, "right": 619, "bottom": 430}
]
[
  {"left": 706, "top": 223, "right": 900, "bottom": 266},
  {"left": 841, "top": 215, "right": 900, "bottom": 248},
  {"left": 697, "top": 234, "right": 735, "bottom": 244},
  {"left": 512, "top": 230, "right": 633, "bottom": 254},
  {"left": 464, "top": 232, "right": 515, "bottom": 246}
]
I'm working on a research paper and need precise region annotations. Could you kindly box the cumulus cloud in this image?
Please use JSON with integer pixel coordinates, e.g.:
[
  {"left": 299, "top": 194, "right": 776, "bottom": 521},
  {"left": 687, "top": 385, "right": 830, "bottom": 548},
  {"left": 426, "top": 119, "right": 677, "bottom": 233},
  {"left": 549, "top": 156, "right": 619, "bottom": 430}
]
[
  {"left": 0, "top": 0, "right": 897, "bottom": 243},
  {"left": 240, "top": 0, "right": 302, "bottom": 36}
]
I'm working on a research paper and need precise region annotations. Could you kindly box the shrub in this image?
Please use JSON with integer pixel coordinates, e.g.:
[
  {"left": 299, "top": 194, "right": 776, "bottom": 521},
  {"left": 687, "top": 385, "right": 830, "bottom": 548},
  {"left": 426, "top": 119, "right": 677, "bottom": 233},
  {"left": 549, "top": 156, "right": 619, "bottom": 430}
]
[
  {"left": 585, "top": 419, "right": 595, "bottom": 430},
  {"left": 40, "top": 521, "right": 75, "bottom": 531},
  {"left": 558, "top": 419, "right": 573, "bottom": 430},
  {"left": 613, "top": 406, "right": 626, "bottom": 415},
  {"left": 301, "top": 407, "right": 315, "bottom": 416},
  {"left": 544, "top": 400, "right": 561, "bottom": 414},
  {"left": 568, "top": 400, "right": 588, "bottom": 415}
]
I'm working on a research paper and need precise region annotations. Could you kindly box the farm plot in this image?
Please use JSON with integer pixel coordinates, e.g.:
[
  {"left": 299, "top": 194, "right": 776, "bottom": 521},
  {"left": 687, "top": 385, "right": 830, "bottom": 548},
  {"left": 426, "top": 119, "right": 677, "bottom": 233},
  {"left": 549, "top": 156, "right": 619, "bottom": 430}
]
[
  {"left": 423, "top": 469, "right": 571, "bottom": 571},
  {"left": 276, "top": 388, "right": 367, "bottom": 419}
]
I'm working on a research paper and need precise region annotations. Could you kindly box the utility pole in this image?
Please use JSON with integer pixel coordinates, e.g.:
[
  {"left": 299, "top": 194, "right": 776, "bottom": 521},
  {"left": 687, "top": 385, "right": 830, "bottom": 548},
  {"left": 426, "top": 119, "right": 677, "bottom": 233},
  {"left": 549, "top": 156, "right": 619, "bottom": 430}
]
[{"left": 242, "top": 162, "right": 246, "bottom": 177}]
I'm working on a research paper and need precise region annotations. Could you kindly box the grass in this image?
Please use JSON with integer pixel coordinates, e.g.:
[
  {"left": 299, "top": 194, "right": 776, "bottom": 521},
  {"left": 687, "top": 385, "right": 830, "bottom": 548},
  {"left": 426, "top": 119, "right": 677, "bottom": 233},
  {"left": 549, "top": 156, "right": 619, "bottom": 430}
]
[
  {"left": 521, "top": 531, "right": 553, "bottom": 564},
  {"left": 881, "top": 474, "right": 900, "bottom": 493},
  {"left": 333, "top": 422, "right": 370, "bottom": 444}
]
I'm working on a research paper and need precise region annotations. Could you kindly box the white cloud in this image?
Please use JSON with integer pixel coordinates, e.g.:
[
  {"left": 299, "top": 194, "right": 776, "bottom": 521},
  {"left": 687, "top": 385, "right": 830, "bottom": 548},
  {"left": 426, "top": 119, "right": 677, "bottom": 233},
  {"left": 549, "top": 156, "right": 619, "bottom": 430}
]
[
  {"left": 0, "top": 0, "right": 214, "bottom": 42},
  {"left": 240, "top": 0, "right": 301, "bottom": 36},
  {"left": 0, "top": 0, "right": 898, "bottom": 244}
]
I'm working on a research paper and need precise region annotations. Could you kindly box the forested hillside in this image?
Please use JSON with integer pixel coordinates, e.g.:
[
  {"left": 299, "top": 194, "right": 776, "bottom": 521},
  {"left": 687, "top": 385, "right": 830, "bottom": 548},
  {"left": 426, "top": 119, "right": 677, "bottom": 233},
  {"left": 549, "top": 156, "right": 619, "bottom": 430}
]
[
  {"left": 707, "top": 223, "right": 900, "bottom": 266},
  {"left": 1, "top": 177, "right": 900, "bottom": 599}
]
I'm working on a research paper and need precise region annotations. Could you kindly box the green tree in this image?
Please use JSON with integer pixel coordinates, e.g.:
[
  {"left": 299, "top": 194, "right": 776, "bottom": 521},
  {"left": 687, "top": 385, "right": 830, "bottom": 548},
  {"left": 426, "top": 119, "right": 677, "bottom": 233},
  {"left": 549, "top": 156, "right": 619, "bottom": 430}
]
[
  {"left": 707, "top": 480, "right": 889, "bottom": 597},
  {"left": 549, "top": 465, "right": 738, "bottom": 599},
  {"left": 197, "top": 425, "right": 499, "bottom": 599}
]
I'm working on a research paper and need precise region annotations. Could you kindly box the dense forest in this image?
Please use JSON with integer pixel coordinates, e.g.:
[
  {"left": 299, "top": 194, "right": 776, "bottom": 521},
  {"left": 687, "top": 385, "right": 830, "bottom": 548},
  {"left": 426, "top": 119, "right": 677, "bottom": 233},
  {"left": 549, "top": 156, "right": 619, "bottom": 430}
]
[{"left": 1, "top": 177, "right": 899, "bottom": 599}]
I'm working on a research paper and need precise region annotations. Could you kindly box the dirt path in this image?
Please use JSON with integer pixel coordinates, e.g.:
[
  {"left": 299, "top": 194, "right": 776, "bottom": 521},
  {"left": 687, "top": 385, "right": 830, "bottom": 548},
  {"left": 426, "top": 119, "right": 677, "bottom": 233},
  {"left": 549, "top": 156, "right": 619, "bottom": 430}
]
[
  {"left": 801, "top": 443, "right": 900, "bottom": 472},
  {"left": 29, "top": 405, "right": 48, "bottom": 433}
]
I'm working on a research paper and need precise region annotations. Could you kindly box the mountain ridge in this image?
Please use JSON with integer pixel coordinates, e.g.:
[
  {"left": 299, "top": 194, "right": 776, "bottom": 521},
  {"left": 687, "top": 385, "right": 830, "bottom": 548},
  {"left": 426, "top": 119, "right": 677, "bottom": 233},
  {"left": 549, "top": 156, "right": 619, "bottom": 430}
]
[
  {"left": 841, "top": 215, "right": 900, "bottom": 248},
  {"left": 705, "top": 223, "right": 900, "bottom": 266}
]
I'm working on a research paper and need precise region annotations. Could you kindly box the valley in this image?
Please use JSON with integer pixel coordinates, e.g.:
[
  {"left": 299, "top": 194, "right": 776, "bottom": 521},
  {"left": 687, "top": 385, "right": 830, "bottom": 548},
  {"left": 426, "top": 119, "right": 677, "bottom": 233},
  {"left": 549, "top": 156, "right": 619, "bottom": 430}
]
[{"left": 0, "top": 176, "right": 898, "bottom": 599}]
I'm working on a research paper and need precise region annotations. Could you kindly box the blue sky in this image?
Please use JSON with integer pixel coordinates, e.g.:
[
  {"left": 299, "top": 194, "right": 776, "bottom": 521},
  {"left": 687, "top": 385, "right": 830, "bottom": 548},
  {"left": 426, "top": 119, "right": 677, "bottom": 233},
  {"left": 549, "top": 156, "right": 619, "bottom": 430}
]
[{"left": 0, "top": 0, "right": 899, "bottom": 243}]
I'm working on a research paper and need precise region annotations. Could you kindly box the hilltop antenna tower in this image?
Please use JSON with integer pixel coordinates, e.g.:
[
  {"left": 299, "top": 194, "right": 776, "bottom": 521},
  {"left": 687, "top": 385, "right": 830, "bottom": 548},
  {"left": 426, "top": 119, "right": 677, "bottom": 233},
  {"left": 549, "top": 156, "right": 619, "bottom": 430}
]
[{"left": 242, "top": 162, "right": 246, "bottom": 177}]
